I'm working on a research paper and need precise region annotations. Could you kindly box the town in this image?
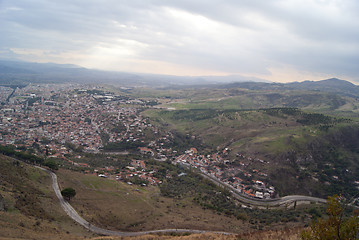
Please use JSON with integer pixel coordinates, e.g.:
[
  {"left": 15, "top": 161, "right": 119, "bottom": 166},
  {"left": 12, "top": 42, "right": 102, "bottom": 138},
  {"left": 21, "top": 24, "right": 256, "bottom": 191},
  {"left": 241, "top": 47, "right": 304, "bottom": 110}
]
[{"left": 0, "top": 83, "right": 276, "bottom": 199}]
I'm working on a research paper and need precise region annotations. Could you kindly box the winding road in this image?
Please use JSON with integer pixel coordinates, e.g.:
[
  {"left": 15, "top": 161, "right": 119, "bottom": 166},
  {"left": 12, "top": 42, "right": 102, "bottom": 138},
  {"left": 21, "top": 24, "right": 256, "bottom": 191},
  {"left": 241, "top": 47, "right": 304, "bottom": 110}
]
[
  {"left": 37, "top": 165, "right": 340, "bottom": 237},
  {"left": 36, "top": 166, "right": 233, "bottom": 237},
  {"left": 200, "top": 173, "right": 327, "bottom": 207}
]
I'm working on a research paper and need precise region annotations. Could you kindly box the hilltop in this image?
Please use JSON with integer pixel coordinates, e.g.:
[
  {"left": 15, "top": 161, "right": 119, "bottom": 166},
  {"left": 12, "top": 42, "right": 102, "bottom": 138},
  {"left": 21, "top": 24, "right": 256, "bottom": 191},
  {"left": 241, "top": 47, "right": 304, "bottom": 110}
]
[{"left": 209, "top": 78, "right": 359, "bottom": 98}]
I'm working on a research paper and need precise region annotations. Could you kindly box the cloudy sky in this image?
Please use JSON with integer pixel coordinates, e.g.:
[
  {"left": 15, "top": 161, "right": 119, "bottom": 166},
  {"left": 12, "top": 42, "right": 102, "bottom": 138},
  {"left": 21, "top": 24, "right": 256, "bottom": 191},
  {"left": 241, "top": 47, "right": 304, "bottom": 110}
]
[{"left": 1, "top": 0, "right": 358, "bottom": 82}]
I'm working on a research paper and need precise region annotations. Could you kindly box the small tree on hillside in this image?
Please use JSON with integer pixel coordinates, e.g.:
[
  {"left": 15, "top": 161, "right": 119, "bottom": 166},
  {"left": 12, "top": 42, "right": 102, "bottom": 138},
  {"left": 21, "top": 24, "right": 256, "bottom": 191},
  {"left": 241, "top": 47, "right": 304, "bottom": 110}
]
[
  {"left": 301, "top": 195, "right": 359, "bottom": 240},
  {"left": 61, "top": 187, "right": 76, "bottom": 201}
]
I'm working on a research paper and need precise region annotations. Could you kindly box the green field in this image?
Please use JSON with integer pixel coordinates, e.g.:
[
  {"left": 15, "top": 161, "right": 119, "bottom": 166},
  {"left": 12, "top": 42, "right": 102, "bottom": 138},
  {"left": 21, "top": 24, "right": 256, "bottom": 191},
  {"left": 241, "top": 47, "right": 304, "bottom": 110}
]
[{"left": 135, "top": 87, "right": 359, "bottom": 115}]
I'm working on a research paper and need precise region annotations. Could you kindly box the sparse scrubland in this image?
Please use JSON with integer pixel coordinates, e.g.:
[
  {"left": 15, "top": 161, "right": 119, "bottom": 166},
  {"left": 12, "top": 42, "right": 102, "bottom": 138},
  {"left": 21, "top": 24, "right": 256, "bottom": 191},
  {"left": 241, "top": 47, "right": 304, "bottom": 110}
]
[{"left": 91, "top": 228, "right": 302, "bottom": 240}]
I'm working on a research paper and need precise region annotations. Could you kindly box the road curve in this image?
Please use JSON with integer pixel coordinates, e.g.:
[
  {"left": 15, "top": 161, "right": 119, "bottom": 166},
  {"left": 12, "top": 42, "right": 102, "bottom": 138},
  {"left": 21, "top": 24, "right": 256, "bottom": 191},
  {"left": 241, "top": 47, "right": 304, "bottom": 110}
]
[
  {"left": 200, "top": 172, "right": 327, "bottom": 207},
  {"left": 36, "top": 167, "right": 233, "bottom": 237}
]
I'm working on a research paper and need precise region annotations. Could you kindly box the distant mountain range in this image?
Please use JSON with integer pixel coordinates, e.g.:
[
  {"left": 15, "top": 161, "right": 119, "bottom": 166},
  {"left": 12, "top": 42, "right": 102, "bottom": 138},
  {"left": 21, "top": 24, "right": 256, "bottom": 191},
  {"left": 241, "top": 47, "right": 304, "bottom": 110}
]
[
  {"left": 216, "top": 78, "right": 359, "bottom": 98},
  {"left": 0, "top": 60, "right": 358, "bottom": 97},
  {"left": 0, "top": 60, "right": 265, "bottom": 87}
]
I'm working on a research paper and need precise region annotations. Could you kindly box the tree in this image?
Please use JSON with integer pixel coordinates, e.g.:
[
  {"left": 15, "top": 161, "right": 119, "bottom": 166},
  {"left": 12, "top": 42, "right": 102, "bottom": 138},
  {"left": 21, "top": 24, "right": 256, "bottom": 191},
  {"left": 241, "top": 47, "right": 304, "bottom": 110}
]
[
  {"left": 301, "top": 195, "right": 359, "bottom": 240},
  {"left": 61, "top": 187, "right": 76, "bottom": 201},
  {"left": 44, "top": 160, "right": 58, "bottom": 170}
]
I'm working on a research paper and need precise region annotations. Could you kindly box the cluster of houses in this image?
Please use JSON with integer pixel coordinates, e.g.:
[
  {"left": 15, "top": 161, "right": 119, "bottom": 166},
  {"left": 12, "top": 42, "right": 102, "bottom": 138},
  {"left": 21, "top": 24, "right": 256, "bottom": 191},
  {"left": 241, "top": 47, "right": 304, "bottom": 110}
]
[{"left": 173, "top": 148, "right": 276, "bottom": 199}]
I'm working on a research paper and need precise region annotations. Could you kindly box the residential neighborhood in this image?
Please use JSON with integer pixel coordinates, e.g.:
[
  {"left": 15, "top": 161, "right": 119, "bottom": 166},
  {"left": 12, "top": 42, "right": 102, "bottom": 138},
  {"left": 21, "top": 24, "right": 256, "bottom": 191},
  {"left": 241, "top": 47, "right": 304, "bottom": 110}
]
[
  {"left": 0, "top": 83, "right": 276, "bottom": 199},
  {"left": 173, "top": 149, "right": 276, "bottom": 199},
  {"left": 0, "top": 84, "right": 155, "bottom": 154}
]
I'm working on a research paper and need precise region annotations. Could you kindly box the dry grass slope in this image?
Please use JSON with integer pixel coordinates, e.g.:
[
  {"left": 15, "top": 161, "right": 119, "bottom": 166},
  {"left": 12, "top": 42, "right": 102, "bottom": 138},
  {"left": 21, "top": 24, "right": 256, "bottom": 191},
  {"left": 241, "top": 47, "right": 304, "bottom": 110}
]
[
  {"left": 57, "top": 169, "right": 249, "bottom": 233},
  {"left": 0, "top": 155, "right": 95, "bottom": 239},
  {"left": 0, "top": 154, "right": 303, "bottom": 239},
  {"left": 91, "top": 227, "right": 301, "bottom": 240}
]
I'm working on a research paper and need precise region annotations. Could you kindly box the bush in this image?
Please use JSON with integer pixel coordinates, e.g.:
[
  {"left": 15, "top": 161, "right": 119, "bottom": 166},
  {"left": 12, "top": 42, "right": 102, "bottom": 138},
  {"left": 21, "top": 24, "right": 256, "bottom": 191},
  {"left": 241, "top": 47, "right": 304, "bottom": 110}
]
[
  {"left": 44, "top": 160, "right": 58, "bottom": 170},
  {"left": 301, "top": 195, "right": 359, "bottom": 240}
]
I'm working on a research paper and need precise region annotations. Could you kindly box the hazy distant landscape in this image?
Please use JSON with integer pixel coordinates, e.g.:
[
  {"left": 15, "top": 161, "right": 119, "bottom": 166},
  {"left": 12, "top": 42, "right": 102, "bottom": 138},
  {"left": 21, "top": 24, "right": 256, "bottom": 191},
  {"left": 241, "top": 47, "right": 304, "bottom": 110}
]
[{"left": 0, "top": 60, "right": 269, "bottom": 87}]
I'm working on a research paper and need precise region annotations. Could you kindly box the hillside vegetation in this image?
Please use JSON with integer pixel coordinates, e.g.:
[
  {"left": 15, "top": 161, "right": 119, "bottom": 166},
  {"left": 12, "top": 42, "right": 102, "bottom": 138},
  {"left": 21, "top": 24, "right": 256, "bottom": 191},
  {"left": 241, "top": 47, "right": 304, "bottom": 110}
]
[
  {"left": 0, "top": 154, "right": 307, "bottom": 239},
  {"left": 92, "top": 228, "right": 302, "bottom": 240},
  {"left": 0, "top": 155, "right": 94, "bottom": 239},
  {"left": 142, "top": 83, "right": 359, "bottom": 199},
  {"left": 56, "top": 168, "right": 249, "bottom": 233}
]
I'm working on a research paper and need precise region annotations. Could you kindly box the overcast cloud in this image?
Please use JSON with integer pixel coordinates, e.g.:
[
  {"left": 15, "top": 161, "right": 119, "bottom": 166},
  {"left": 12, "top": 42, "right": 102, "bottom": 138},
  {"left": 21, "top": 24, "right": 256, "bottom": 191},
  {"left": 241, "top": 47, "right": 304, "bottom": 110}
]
[{"left": 0, "top": 0, "right": 358, "bottom": 82}]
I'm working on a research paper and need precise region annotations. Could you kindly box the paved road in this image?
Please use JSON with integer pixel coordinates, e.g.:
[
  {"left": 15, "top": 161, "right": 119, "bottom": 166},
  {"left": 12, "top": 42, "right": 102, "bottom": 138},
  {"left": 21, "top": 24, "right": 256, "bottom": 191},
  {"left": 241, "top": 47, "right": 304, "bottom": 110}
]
[
  {"left": 176, "top": 162, "right": 327, "bottom": 207},
  {"left": 200, "top": 173, "right": 327, "bottom": 207},
  {"left": 36, "top": 167, "right": 233, "bottom": 237}
]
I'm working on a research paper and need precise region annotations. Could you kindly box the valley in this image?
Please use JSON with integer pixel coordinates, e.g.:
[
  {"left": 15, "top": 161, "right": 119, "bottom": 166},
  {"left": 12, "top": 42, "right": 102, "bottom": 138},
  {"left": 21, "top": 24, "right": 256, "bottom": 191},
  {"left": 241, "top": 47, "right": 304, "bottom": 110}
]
[
  {"left": 2, "top": 0, "right": 359, "bottom": 238},
  {"left": 1, "top": 78, "right": 359, "bottom": 239}
]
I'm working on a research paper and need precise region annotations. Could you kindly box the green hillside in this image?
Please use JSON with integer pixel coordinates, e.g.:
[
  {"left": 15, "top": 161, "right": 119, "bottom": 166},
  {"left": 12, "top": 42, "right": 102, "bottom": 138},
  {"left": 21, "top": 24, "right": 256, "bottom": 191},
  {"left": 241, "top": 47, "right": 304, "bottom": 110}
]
[
  {"left": 144, "top": 106, "right": 359, "bottom": 198},
  {"left": 137, "top": 82, "right": 359, "bottom": 199}
]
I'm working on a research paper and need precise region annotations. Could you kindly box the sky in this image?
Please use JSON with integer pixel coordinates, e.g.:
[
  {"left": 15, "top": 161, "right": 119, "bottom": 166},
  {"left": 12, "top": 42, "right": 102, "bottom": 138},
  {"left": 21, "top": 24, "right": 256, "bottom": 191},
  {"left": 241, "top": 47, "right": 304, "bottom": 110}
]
[{"left": 0, "top": 0, "right": 358, "bottom": 83}]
